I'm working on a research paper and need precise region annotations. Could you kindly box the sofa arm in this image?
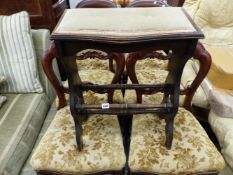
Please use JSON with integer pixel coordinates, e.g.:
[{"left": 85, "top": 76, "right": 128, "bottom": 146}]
[{"left": 32, "top": 29, "right": 61, "bottom": 103}]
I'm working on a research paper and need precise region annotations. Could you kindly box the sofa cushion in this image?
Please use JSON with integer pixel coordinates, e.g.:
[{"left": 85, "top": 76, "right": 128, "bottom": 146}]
[
  {"left": 204, "top": 46, "right": 233, "bottom": 90},
  {"left": 30, "top": 106, "right": 126, "bottom": 174},
  {"left": 0, "top": 93, "right": 50, "bottom": 175},
  {"left": 0, "top": 11, "right": 43, "bottom": 93},
  {"left": 209, "top": 110, "right": 233, "bottom": 170},
  {"left": 129, "top": 108, "right": 225, "bottom": 174},
  {"left": 31, "top": 29, "right": 58, "bottom": 102},
  {"left": 209, "top": 89, "right": 233, "bottom": 118},
  {"left": 190, "top": 0, "right": 233, "bottom": 45}
]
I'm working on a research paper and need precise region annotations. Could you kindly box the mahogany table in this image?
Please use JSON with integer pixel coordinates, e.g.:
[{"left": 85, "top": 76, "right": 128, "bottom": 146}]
[{"left": 51, "top": 7, "right": 204, "bottom": 150}]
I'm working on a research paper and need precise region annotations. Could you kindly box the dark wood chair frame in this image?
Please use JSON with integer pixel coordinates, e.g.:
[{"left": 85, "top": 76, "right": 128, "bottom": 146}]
[
  {"left": 124, "top": 0, "right": 185, "bottom": 7},
  {"left": 41, "top": 42, "right": 125, "bottom": 175},
  {"left": 76, "top": 0, "right": 118, "bottom": 8}
]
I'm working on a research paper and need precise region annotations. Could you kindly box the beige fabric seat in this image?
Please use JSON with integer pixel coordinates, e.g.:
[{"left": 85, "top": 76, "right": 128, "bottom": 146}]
[
  {"left": 129, "top": 108, "right": 225, "bottom": 174},
  {"left": 134, "top": 55, "right": 168, "bottom": 71},
  {"left": 31, "top": 106, "right": 126, "bottom": 174}
]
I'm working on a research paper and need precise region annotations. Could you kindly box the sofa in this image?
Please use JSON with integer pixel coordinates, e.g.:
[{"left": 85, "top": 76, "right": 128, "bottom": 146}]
[
  {"left": 0, "top": 26, "right": 60, "bottom": 175},
  {"left": 183, "top": 0, "right": 233, "bottom": 174}
]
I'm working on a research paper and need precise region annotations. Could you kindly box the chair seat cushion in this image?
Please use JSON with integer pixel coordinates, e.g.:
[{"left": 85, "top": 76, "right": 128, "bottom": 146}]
[
  {"left": 56, "top": 70, "right": 124, "bottom": 107},
  {"left": 0, "top": 93, "right": 50, "bottom": 175},
  {"left": 124, "top": 65, "right": 207, "bottom": 108},
  {"left": 31, "top": 106, "right": 126, "bottom": 174},
  {"left": 191, "top": 0, "right": 233, "bottom": 46},
  {"left": 129, "top": 108, "right": 225, "bottom": 174},
  {"left": 135, "top": 58, "right": 168, "bottom": 71}
]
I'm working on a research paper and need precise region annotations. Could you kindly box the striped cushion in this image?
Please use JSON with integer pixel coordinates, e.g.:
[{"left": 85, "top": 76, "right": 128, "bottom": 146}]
[
  {"left": 0, "top": 93, "right": 50, "bottom": 175},
  {"left": 31, "top": 29, "right": 59, "bottom": 102},
  {"left": 0, "top": 11, "right": 43, "bottom": 93}
]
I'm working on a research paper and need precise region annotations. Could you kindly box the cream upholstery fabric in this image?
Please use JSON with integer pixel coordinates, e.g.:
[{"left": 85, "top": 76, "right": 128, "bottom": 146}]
[
  {"left": 184, "top": 0, "right": 233, "bottom": 46},
  {"left": 183, "top": 0, "right": 201, "bottom": 18},
  {"left": 54, "top": 8, "right": 196, "bottom": 37},
  {"left": 204, "top": 46, "right": 233, "bottom": 90},
  {"left": 209, "top": 110, "right": 233, "bottom": 171},
  {"left": 181, "top": 60, "right": 209, "bottom": 108},
  {"left": 209, "top": 89, "right": 233, "bottom": 118},
  {"left": 31, "top": 106, "right": 126, "bottom": 174},
  {"left": 129, "top": 108, "right": 225, "bottom": 174},
  {"left": 56, "top": 70, "right": 124, "bottom": 107}
]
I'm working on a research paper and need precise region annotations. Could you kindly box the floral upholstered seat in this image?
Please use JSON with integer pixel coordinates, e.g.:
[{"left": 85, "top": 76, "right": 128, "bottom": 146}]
[
  {"left": 31, "top": 106, "right": 126, "bottom": 174},
  {"left": 56, "top": 69, "right": 124, "bottom": 107},
  {"left": 124, "top": 69, "right": 169, "bottom": 104},
  {"left": 124, "top": 60, "right": 208, "bottom": 108},
  {"left": 128, "top": 107, "right": 225, "bottom": 174}
]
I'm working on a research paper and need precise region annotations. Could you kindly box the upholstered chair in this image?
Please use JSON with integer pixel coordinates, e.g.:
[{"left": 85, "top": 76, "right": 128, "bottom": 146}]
[
  {"left": 74, "top": 0, "right": 120, "bottom": 74},
  {"left": 30, "top": 41, "right": 126, "bottom": 175},
  {"left": 128, "top": 106, "right": 225, "bottom": 175},
  {"left": 125, "top": 46, "right": 225, "bottom": 174},
  {"left": 120, "top": 2, "right": 225, "bottom": 174},
  {"left": 124, "top": 0, "right": 211, "bottom": 111}
]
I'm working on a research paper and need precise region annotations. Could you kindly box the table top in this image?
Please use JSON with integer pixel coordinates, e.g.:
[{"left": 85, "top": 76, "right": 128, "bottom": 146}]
[{"left": 51, "top": 7, "right": 203, "bottom": 42}]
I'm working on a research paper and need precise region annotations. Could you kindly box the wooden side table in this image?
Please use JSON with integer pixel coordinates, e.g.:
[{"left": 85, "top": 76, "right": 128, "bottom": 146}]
[{"left": 51, "top": 7, "right": 204, "bottom": 150}]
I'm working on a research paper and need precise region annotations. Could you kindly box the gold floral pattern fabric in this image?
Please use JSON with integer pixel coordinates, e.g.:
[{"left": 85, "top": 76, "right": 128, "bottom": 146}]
[
  {"left": 129, "top": 108, "right": 225, "bottom": 174},
  {"left": 135, "top": 69, "right": 168, "bottom": 84},
  {"left": 125, "top": 70, "right": 169, "bottom": 104},
  {"left": 135, "top": 58, "right": 168, "bottom": 71},
  {"left": 56, "top": 70, "right": 124, "bottom": 107},
  {"left": 31, "top": 106, "right": 126, "bottom": 174},
  {"left": 124, "top": 70, "right": 186, "bottom": 105}
]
